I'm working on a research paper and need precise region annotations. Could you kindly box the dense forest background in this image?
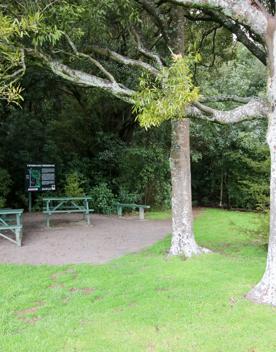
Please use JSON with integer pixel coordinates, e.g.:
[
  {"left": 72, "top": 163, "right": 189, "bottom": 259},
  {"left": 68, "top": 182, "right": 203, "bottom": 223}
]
[{"left": 0, "top": 43, "right": 270, "bottom": 213}]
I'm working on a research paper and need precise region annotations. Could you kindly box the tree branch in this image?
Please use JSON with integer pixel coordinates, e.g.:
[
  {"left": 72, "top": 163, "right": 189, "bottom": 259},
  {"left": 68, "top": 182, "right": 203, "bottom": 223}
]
[
  {"left": 166, "top": 0, "right": 268, "bottom": 38},
  {"left": 64, "top": 34, "right": 117, "bottom": 83},
  {"left": 203, "top": 10, "right": 267, "bottom": 65},
  {"left": 135, "top": 0, "right": 169, "bottom": 43},
  {"left": 91, "top": 46, "right": 159, "bottom": 76},
  {"left": 26, "top": 49, "right": 135, "bottom": 103},
  {"left": 131, "top": 29, "right": 163, "bottom": 68},
  {"left": 2, "top": 48, "right": 26, "bottom": 85},
  {"left": 188, "top": 98, "right": 269, "bottom": 123},
  {"left": 199, "top": 95, "right": 252, "bottom": 103}
]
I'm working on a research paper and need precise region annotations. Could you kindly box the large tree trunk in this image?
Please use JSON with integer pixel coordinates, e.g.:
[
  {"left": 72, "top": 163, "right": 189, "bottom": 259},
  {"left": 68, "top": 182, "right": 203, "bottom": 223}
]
[
  {"left": 170, "top": 119, "right": 209, "bottom": 256},
  {"left": 168, "top": 7, "right": 209, "bottom": 256},
  {"left": 247, "top": 19, "right": 276, "bottom": 306}
]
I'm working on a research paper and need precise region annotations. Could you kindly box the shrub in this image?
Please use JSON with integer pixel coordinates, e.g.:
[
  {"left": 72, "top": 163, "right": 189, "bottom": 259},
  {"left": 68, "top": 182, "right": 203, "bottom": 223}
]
[
  {"left": 90, "top": 183, "right": 116, "bottom": 214},
  {"left": 64, "top": 171, "right": 86, "bottom": 197},
  {"left": 0, "top": 169, "right": 12, "bottom": 208},
  {"left": 118, "top": 186, "right": 141, "bottom": 204}
]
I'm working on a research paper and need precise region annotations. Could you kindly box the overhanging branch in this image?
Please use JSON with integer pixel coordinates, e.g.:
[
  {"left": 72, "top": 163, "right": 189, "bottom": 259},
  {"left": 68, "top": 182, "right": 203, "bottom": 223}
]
[
  {"left": 189, "top": 98, "right": 269, "bottom": 123},
  {"left": 26, "top": 49, "right": 135, "bottom": 103},
  {"left": 166, "top": 0, "right": 268, "bottom": 38}
]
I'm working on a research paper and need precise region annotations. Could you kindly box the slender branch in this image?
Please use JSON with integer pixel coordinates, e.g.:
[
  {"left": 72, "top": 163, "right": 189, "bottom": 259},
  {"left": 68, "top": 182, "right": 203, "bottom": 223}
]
[
  {"left": 135, "top": 0, "right": 169, "bottom": 43},
  {"left": 41, "top": 0, "right": 59, "bottom": 14},
  {"left": 131, "top": 29, "right": 163, "bottom": 68},
  {"left": 199, "top": 95, "right": 252, "bottom": 104},
  {"left": 91, "top": 46, "right": 159, "bottom": 76},
  {"left": 2, "top": 48, "right": 26, "bottom": 84},
  {"left": 64, "top": 34, "right": 117, "bottom": 82}
]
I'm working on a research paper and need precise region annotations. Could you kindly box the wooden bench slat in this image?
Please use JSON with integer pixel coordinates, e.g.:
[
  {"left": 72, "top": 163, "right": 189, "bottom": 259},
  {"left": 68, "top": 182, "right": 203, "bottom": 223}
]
[
  {"left": 43, "top": 197, "right": 92, "bottom": 201},
  {"left": 0, "top": 225, "right": 22, "bottom": 230},
  {"left": 43, "top": 209, "right": 93, "bottom": 214}
]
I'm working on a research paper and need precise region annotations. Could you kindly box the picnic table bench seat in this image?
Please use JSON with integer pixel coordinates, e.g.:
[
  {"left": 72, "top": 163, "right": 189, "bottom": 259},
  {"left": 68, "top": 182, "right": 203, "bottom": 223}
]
[
  {"left": 0, "top": 208, "right": 23, "bottom": 246},
  {"left": 43, "top": 196, "right": 93, "bottom": 227},
  {"left": 116, "top": 203, "right": 150, "bottom": 220}
]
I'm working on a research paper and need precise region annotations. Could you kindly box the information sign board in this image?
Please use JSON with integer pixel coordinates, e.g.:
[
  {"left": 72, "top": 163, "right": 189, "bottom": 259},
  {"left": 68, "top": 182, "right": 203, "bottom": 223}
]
[{"left": 26, "top": 164, "right": 56, "bottom": 192}]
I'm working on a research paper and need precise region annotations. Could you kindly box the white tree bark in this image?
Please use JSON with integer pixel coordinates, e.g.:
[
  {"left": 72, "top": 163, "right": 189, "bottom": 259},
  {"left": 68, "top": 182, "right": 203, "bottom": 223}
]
[
  {"left": 168, "top": 0, "right": 268, "bottom": 37},
  {"left": 170, "top": 119, "right": 210, "bottom": 256},
  {"left": 168, "top": 7, "right": 210, "bottom": 257},
  {"left": 246, "top": 19, "right": 276, "bottom": 306}
]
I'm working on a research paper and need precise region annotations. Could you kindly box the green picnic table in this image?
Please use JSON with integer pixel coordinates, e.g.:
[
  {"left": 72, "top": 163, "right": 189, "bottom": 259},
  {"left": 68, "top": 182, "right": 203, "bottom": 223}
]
[
  {"left": 43, "top": 196, "right": 93, "bottom": 228},
  {"left": 0, "top": 209, "right": 24, "bottom": 246}
]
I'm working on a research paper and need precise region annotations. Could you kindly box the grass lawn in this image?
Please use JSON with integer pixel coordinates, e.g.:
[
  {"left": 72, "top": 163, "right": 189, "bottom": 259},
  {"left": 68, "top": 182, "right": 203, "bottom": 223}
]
[{"left": 1, "top": 209, "right": 276, "bottom": 352}]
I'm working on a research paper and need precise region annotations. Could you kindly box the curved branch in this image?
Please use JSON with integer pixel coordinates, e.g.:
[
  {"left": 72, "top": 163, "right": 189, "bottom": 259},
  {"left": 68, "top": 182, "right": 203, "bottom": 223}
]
[
  {"left": 26, "top": 49, "right": 135, "bottom": 103},
  {"left": 132, "top": 29, "right": 163, "bottom": 68},
  {"left": 135, "top": 0, "right": 169, "bottom": 43},
  {"left": 188, "top": 98, "right": 269, "bottom": 123},
  {"left": 64, "top": 34, "right": 116, "bottom": 82},
  {"left": 167, "top": 0, "right": 268, "bottom": 38},
  {"left": 200, "top": 95, "right": 252, "bottom": 103},
  {"left": 91, "top": 46, "right": 159, "bottom": 76},
  {"left": 203, "top": 10, "right": 267, "bottom": 65}
]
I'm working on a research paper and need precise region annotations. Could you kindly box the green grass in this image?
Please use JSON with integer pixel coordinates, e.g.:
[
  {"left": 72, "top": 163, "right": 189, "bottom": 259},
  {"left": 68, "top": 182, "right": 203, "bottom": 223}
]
[
  {"left": 146, "top": 209, "right": 172, "bottom": 220},
  {"left": 1, "top": 209, "right": 276, "bottom": 352}
]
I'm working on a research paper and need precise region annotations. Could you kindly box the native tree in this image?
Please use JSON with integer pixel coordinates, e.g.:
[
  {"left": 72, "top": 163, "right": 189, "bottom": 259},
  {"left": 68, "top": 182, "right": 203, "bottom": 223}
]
[
  {"left": 1, "top": 0, "right": 214, "bottom": 257},
  {"left": 1, "top": 1, "right": 275, "bottom": 306}
]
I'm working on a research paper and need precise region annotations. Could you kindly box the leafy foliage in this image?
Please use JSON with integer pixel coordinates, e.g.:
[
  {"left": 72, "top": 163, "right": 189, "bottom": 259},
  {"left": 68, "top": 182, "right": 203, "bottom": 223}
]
[
  {"left": 0, "top": 169, "right": 12, "bottom": 207},
  {"left": 64, "top": 172, "right": 85, "bottom": 197},
  {"left": 90, "top": 183, "right": 116, "bottom": 214},
  {"left": 133, "top": 56, "right": 200, "bottom": 128}
]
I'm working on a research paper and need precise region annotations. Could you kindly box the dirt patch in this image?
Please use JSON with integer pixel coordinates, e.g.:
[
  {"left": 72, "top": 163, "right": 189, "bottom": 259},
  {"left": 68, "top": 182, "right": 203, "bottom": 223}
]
[
  {"left": 51, "top": 268, "right": 77, "bottom": 281},
  {"left": 0, "top": 209, "right": 202, "bottom": 265},
  {"left": 16, "top": 301, "right": 44, "bottom": 325},
  {"left": 69, "top": 287, "right": 94, "bottom": 295}
]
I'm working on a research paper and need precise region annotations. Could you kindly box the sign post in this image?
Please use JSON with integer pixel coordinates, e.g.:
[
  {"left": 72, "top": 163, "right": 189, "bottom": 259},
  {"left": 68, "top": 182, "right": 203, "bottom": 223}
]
[{"left": 26, "top": 164, "right": 56, "bottom": 212}]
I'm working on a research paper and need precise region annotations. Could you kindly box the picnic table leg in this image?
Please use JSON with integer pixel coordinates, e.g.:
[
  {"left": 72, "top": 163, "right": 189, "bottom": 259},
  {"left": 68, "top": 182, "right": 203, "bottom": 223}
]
[
  {"left": 139, "top": 207, "right": 145, "bottom": 220},
  {"left": 16, "top": 213, "right": 22, "bottom": 246},
  {"left": 46, "top": 200, "right": 51, "bottom": 227},
  {"left": 117, "top": 206, "right": 122, "bottom": 217},
  {"left": 15, "top": 228, "right": 22, "bottom": 247},
  {"left": 45, "top": 214, "right": 50, "bottom": 228},
  {"left": 85, "top": 198, "right": 91, "bottom": 225},
  {"left": 86, "top": 212, "right": 91, "bottom": 225}
]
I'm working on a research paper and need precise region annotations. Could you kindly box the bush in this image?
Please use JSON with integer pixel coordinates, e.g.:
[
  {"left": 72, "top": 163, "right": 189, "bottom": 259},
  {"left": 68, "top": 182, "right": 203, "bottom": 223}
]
[
  {"left": 90, "top": 183, "right": 116, "bottom": 214},
  {"left": 0, "top": 169, "right": 12, "bottom": 208},
  {"left": 64, "top": 171, "right": 86, "bottom": 197},
  {"left": 118, "top": 186, "right": 141, "bottom": 204},
  {"left": 117, "top": 146, "right": 170, "bottom": 208}
]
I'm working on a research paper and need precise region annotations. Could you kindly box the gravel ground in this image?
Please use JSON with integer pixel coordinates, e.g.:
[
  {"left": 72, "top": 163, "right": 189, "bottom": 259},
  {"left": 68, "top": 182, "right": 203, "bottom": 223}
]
[{"left": 0, "top": 210, "right": 200, "bottom": 265}]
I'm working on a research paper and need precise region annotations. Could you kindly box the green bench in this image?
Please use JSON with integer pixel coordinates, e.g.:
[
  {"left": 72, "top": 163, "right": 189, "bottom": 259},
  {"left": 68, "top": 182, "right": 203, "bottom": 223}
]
[
  {"left": 116, "top": 203, "right": 150, "bottom": 220},
  {"left": 43, "top": 196, "right": 93, "bottom": 228},
  {"left": 0, "top": 209, "right": 24, "bottom": 246}
]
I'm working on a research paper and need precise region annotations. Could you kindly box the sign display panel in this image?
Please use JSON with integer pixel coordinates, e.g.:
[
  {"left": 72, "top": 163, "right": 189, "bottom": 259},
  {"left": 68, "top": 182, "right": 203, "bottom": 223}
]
[{"left": 26, "top": 164, "right": 56, "bottom": 192}]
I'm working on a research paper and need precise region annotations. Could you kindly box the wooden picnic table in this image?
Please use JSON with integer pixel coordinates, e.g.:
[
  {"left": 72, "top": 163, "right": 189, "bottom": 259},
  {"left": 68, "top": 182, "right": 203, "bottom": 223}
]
[
  {"left": 0, "top": 208, "right": 24, "bottom": 246},
  {"left": 43, "top": 196, "right": 93, "bottom": 227}
]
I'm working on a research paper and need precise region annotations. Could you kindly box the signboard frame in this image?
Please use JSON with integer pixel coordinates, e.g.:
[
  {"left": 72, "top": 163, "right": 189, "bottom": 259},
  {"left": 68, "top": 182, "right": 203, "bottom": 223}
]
[{"left": 26, "top": 164, "right": 56, "bottom": 212}]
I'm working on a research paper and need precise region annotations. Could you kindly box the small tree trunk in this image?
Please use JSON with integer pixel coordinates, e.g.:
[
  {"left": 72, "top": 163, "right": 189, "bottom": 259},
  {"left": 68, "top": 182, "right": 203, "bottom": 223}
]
[
  {"left": 168, "top": 7, "right": 210, "bottom": 257},
  {"left": 247, "top": 20, "right": 276, "bottom": 305},
  {"left": 169, "top": 119, "right": 209, "bottom": 256}
]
